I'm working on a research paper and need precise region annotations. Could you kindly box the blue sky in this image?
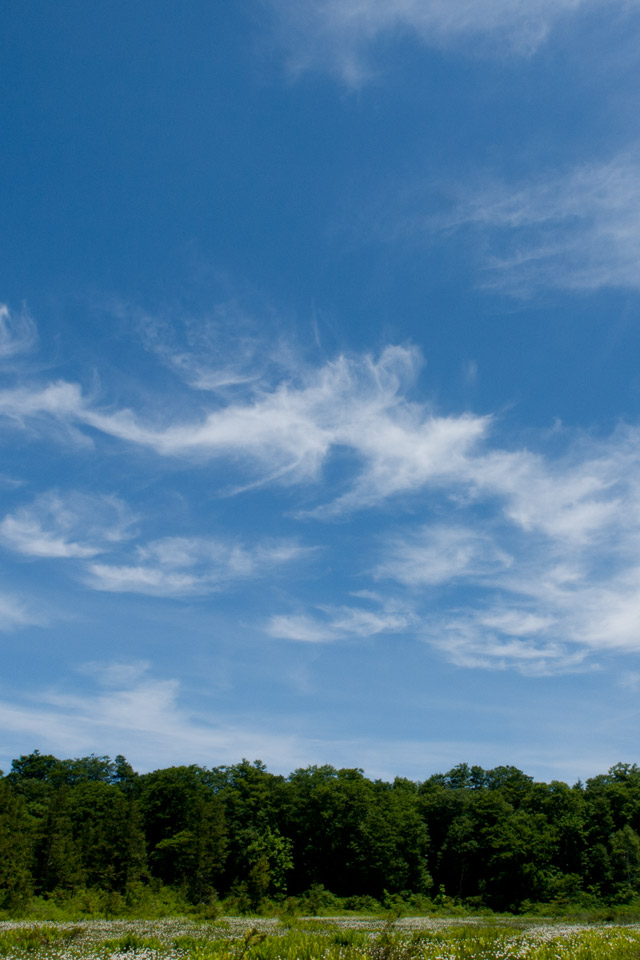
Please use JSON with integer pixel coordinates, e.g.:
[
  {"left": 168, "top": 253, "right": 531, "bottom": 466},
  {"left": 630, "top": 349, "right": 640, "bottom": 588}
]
[{"left": 2, "top": 0, "right": 640, "bottom": 783}]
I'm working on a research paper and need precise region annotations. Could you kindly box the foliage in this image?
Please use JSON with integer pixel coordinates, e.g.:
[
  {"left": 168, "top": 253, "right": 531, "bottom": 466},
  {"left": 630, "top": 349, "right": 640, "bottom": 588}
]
[{"left": 6, "top": 751, "right": 640, "bottom": 914}]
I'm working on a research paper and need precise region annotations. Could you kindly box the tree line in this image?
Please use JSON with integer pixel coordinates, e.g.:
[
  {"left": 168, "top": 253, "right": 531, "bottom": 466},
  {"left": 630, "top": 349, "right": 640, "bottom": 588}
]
[{"left": 2, "top": 752, "right": 640, "bottom": 914}]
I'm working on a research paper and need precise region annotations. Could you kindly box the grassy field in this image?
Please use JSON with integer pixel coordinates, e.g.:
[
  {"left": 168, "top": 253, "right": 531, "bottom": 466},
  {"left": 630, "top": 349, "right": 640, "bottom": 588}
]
[{"left": 1, "top": 917, "right": 640, "bottom": 960}]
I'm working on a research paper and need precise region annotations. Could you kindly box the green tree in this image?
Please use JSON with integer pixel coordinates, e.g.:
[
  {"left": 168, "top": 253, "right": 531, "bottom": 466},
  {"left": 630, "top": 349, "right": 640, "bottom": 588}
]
[
  {"left": 140, "top": 766, "right": 226, "bottom": 902},
  {"left": 68, "top": 780, "right": 147, "bottom": 892},
  {"left": 610, "top": 824, "right": 640, "bottom": 898},
  {"left": 34, "top": 785, "right": 84, "bottom": 894},
  {"left": 245, "top": 827, "right": 293, "bottom": 905},
  {"left": 0, "top": 779, "right": 34, "bottom": 908}
]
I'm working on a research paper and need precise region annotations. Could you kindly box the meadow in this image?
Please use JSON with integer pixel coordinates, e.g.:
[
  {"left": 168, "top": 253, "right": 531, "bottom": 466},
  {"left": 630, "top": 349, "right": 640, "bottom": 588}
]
[{"left": 1, "top": 917, "right": 640, "bottom": 960}]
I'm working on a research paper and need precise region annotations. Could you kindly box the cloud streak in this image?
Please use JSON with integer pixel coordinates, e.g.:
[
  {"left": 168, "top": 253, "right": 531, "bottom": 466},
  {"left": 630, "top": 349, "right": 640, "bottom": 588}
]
[
  {"left": 0, "top": 347, "right": 489, "bottom": 508},
  {"left": 0, "top": 304, "right": 37, "bottom": 360},
  {"left": 0, "top": 589, "right": 45, "bottom": 631},
  {"left": 0, "top": 491, "right": 135, "bottom": 559},
  {"left": 421, "top": 558, "right": 640, "bottom": 675},
  {"left": 371, "top": 426, "right": 640, "bottom": 673},
  {"left": 131, "top": 299, "right": 300, "bottom": 395},
  {"left": 86, "top": 536, "right": 310, "bottom": 596},
  {"left": 267, "top": 594, "right": 413, "bottom": 643},
  {"left": 0, "top": 664, "right": 331, "bottom": 774},
  {"left": 375, "top": 525, "right": 512, "bottom": 586},
  {"left": 267, "top": 0, "right": 614, "bottom": 84},
  {"left": 437, "top": 154, "right": 640, "bottom": 294},
  {"left": 4, "top": 342, "right": 640, "bottom": 672},
  {"left": 0, "top": 660, "right": 623, "bottom": 782}
]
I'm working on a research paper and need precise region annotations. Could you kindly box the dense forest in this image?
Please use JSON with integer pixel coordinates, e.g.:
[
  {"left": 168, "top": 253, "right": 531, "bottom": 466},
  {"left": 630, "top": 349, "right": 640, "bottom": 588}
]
[{"left": 2, "top": 752, "right": 640, "bottom": 916}]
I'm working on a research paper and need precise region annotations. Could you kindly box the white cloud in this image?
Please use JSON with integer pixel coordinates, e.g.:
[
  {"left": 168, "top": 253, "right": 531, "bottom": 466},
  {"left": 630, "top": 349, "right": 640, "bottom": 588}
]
[
  {"left": 267, "top": 596, "right": 414, "bottom": 643},
  {"left": 267, "top": 0, "right": 611, "bottom": 84},
  {"left": 5, "top": 343, "right": 640, "bottom": 672},
  {"left": 131, "top": 299, "right": 299, "bottom": 395},
  {"left": 309, "top": 405, "right": 486, "bottom": 517},
  {"left": 0, "top": 347, "right": 489, "bottom": 510},
  {"left": 0, "top": 666, "right": 320, "bottom": 774},
  {"left": 619, "top": 671, "right": 640, "bottom": 690},
  {"left": 376, "top": 525, "right": 512, "bottom": 585},
  {"left": 0, "top": 381, "right": 86, "bottom": 423},
  {"left": 0, "top": 354, "right": 630, "bottom": 562},
  {"left": 267, "top": 613, "right": 336, "bottom": 643},
  {"left": 387, "top": 494, "right": 640, "bottom": 674},
  {"left": 0, "top": 662, "right": 620, "bottom": 782},
  {"left": 366, "top": 423, "right": 640, "bottom": 672},
  {"left": 428, "top": 614, "right": 587, "bottom": 674},
  {"left": 441, "top": 154, "right": 640, "bottom": 293},
  {"left": 5, "top": 664, "right": 489, "bottom": 781},
  {"left": 470, "top": 444, "right": 628, "bottom": 544},
  {"left": 0, "top": 491, "right": 135, "bottom": 559},
  {"left": 86, "top": 536, "right": 309, "bottom": 596},
  {"left": 424, "top": 566, "right": 640, "bottom": 674},
  {"left": 0, "top": 304, "right": 37, "bottom": 359},
  {"left": 85, "top": 563, "right": 202, "bottom": 596},
  {"left": 0, "top": 589, "right": 45, "bottom": 631},
  {"left": 77, "top": 660, "right": 151, "bottom": 688},
  {"left": 530, "top": 564, "right": 640, "bottom": 655}
]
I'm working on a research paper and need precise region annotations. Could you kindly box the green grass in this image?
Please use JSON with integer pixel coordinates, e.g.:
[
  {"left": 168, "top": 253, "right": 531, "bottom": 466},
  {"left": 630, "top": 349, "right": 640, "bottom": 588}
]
[{"left": 0, "top": 919, "right": 640, "bottom": 960}]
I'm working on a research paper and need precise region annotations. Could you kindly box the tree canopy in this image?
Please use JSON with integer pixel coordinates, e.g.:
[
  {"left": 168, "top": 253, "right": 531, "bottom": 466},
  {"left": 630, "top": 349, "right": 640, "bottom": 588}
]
[{"left": 2, "top": 751, "right": 640, "bottom": 913}]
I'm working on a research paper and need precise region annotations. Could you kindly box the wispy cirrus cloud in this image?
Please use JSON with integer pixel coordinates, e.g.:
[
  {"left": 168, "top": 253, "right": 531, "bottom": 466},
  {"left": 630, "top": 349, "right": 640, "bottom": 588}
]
[
  {"left": 5, "top": 342, "right": 640, "bottom": 673},
  {"left": 0, "top": 488, "right": 308, "bottom": 599},
  {"left": 0, "top": 662, "right": 331, "bottom": 774},
  {"left": 267, "top": 594, "right": 414, "bottom": 643},
  {"left": 0, "top": 347, "right": 489, "bottom": 506},
  {"left": 0, "top": 381, "right": 86, "bottom": 424},
  {"left": 375, "top": 525, "right": 512, "bottom": 586},
  {"left": 371, "top": 426, "right": 640, "bottom": 673},
  {"left": 469, "top": 440, "right": 631, "bottom": 545},
  {"left": 420, "top": 557, "right": 640, "bottom": 674},
  {"left": 128, "top": 299, "right": 298, "bottom": 394},
  {"left": 0, "top": 491, "right": 135, "bottom": 559},
  {"left": 86, "top": 536, "right": 310, "bottom": 596},
  {"left": 0, "top": 589, "right": 45, "bottom": 630},
  {"left": 0, "top": 303, "right": 37, "bottom": 360},
  {"left": 0, "top": 659, "right": 622, "bottom": 782},
  {"left": 0, "top": 345, "right": 637, "bottom": 538},
  {"left": 426, "top": 613, "right": 586, "bottom": 675},
  {"left": 266, "top": 0, "right": 614, "bottom": 84},
  {"left": 437, "top": 154, "right": 640, "bottom": 294}
]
